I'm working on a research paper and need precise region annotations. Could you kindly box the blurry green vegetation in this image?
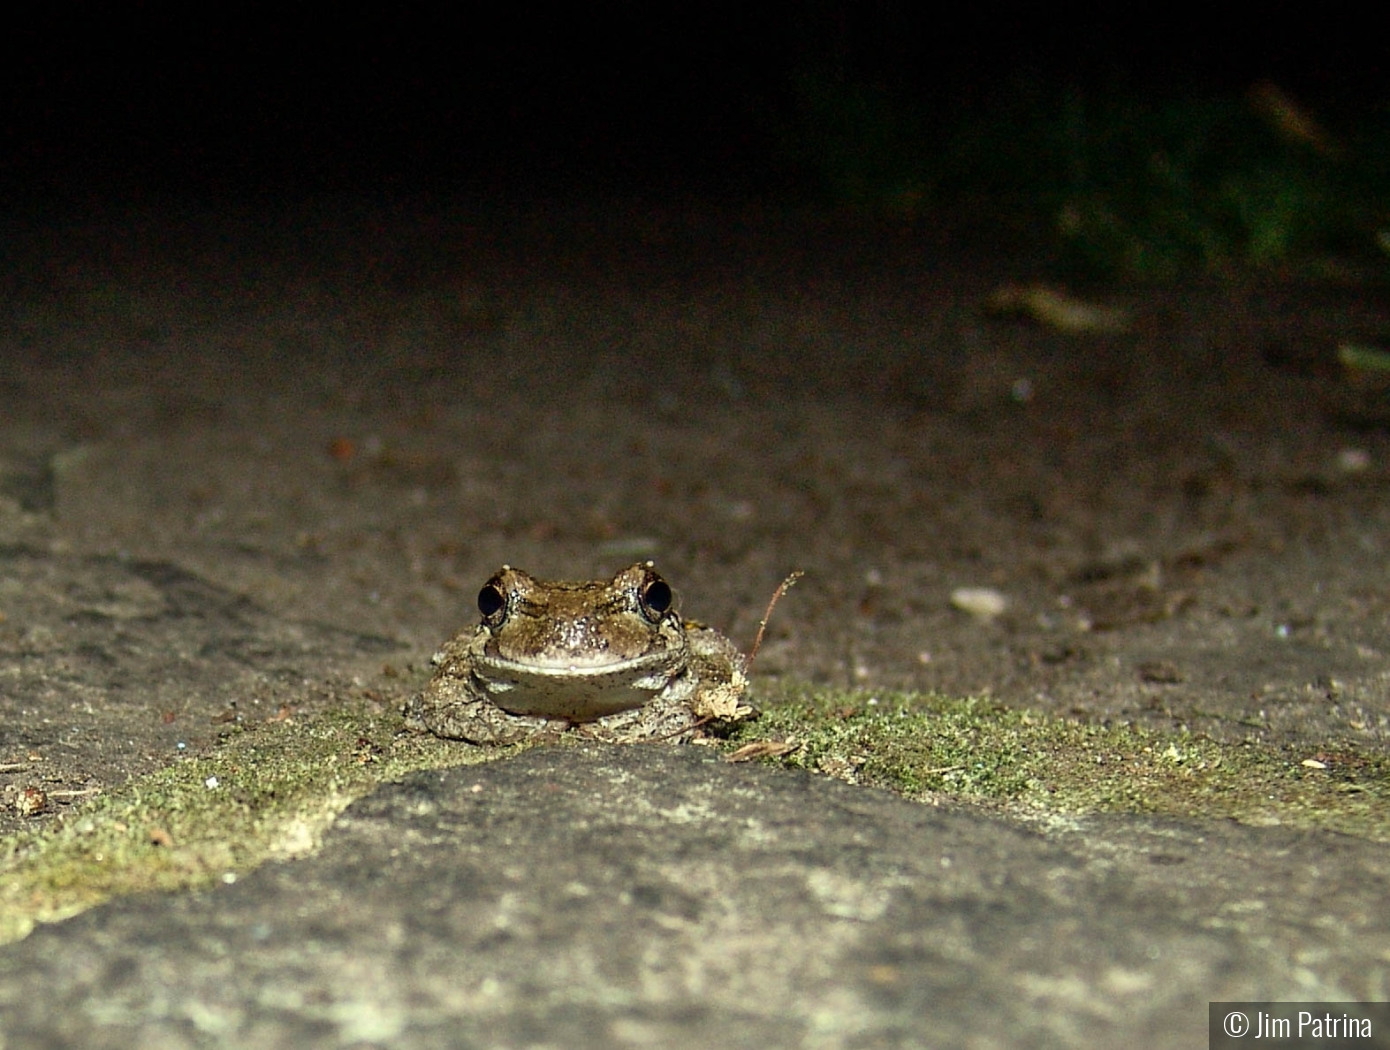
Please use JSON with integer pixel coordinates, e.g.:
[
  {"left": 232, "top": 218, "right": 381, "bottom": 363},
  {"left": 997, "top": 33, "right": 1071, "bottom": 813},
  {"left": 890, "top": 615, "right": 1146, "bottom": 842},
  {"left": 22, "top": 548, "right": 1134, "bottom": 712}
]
[{"left": 781, "top": 73, "right": 1390, "bottom": 278}]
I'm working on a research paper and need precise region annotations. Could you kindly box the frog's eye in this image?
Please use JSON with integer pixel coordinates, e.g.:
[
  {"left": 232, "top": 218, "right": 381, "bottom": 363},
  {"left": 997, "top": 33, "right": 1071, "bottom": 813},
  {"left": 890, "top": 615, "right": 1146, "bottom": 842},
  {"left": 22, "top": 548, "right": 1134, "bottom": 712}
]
[
  {"left": 640, "top": 577, "right": 673, "bottom": 618},
  {"left": 477, "top": 583, "right": 506, "bottom": 618}
]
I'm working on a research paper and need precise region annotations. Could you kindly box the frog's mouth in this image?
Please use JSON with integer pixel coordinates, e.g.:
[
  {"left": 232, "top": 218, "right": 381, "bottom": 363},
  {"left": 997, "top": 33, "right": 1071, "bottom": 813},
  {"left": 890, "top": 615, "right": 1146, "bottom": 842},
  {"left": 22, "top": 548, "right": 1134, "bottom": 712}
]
[{"left": 475, "top": 652, "right": 686, "bottom": 720}]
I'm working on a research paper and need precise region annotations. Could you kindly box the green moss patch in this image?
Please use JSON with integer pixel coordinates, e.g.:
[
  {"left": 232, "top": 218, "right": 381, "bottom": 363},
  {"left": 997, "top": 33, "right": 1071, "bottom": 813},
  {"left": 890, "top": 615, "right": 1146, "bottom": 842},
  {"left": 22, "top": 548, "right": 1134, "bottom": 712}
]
[
  {"left": 729, "top": 688, "right": 1390, "bottom": 841},
  {"left": 0, "top": 702, "right": 503, "bottom": 945}
]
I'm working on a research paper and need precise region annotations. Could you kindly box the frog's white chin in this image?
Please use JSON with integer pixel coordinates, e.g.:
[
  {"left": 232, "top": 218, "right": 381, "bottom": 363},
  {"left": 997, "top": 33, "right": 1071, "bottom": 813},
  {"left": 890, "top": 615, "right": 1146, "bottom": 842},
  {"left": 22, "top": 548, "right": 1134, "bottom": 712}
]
[{"left": 479, "top": 663, "right": 691, "bottom": 721}]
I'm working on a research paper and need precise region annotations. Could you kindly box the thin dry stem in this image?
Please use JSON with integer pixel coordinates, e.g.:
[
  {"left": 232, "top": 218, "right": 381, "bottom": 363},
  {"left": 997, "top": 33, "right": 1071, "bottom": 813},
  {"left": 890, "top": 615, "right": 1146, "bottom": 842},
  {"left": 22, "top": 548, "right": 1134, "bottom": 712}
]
[{"left": 747, "top": 571, "right": 804, "bottom": 670}]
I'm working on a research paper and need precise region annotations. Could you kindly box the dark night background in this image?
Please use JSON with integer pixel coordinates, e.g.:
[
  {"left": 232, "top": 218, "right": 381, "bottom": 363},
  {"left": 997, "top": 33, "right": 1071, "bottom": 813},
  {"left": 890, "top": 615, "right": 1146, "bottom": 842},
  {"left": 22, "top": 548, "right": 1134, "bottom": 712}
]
[{"left": 1, "top": 6, "right": 1384, "bottom": 207}]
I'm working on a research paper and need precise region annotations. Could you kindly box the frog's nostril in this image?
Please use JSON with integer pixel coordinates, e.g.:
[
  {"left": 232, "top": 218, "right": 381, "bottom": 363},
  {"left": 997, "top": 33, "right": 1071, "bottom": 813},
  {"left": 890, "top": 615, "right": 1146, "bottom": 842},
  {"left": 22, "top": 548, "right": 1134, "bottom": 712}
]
[{"left": 478, "top": 583, "right": 506, "bottom": 618}]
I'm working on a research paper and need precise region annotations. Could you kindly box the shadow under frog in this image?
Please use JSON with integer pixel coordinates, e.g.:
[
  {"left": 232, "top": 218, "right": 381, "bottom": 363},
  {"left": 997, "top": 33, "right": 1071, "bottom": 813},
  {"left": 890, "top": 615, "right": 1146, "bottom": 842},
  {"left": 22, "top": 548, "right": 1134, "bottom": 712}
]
[{"left": 406, "top": 563, "right": 749, "bottom": 745}]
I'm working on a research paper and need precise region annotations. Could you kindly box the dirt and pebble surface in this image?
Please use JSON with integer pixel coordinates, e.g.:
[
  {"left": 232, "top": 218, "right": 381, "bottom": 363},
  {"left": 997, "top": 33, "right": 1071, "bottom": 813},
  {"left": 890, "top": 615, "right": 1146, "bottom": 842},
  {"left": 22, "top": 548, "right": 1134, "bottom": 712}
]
[{"left": 1, "top": 200, "right": 1389, "bottom": 1046}]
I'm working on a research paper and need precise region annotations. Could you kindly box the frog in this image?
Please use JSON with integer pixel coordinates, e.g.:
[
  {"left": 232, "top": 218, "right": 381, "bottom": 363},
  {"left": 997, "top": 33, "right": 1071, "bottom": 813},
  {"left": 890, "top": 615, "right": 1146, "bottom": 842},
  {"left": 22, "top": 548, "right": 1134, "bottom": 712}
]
[{"left": 405, "top": 562, "right": 750, "bottom": 745}]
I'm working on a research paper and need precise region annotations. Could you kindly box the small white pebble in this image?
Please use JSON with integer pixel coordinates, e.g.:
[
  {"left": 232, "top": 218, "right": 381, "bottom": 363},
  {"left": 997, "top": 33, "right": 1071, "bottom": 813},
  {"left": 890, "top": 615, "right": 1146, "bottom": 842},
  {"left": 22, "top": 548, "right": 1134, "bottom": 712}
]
[
  {"left": 951, "top": 587, "right": 1009, "bottom": 621},
  {"left": 1337, "top": 447, "right": 1371, "bottom": 473}
]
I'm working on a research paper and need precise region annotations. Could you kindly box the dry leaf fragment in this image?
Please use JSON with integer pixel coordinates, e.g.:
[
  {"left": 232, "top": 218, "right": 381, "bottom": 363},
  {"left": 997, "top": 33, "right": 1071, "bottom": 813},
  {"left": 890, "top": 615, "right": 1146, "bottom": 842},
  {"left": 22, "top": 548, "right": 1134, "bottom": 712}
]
[
  {"left": 692, "top": 664, "right": 750, "bottom": 722},
  {"left": 725, "top": 740, "right": 800, "bottom": 763},
  {"left": 1248, "top": 81, "right": 1339, "bottom": 156},
  {"left": 987, "top": 283, "right": 1130, "bottom": 334},
  {"left": 12, "top": 787, "right": 47, "bottom": 817}
]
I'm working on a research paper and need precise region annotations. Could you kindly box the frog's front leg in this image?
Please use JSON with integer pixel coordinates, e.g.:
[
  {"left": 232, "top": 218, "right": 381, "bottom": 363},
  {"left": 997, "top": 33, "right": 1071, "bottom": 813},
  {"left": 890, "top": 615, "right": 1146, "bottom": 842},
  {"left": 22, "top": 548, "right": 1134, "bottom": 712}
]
[
  {"left": 405, "top": 676, "right": 563, "bottom": 745},
  {"left": 576, "top": 695, "right": 702, "bottom": 743}
]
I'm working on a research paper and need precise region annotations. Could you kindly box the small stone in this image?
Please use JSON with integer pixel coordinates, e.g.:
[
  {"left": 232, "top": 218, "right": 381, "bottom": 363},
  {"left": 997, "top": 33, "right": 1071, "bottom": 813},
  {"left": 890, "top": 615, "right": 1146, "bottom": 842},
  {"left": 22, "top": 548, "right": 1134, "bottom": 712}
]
[
  {"left": 1337, "top": 447, "right": 1371, "bottom": 473},
  {"left": 950, "top": 587, "right": 1008, "bottom": 621}
]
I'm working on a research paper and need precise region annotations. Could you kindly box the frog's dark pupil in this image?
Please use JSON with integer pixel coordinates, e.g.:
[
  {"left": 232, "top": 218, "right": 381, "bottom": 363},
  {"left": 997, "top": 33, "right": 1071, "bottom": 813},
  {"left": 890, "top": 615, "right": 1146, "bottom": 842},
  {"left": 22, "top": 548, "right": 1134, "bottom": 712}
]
[
  {"left": 477, "top": 583, "right": 505, "bottom": 618},
  {"left": 642, "top": 579, "right": 673, "bottom": 616}
]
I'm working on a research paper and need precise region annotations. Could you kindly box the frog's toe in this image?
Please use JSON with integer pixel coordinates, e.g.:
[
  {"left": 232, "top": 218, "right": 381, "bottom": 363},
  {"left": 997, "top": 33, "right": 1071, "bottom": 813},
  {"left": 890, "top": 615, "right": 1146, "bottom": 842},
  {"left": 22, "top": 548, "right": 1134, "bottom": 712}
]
[
  {"left": 407, "top": 694, "right": 546, "bottom": 746},
  {"left": 402, "top": 693, "right": 430, "bottom": 733}
]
